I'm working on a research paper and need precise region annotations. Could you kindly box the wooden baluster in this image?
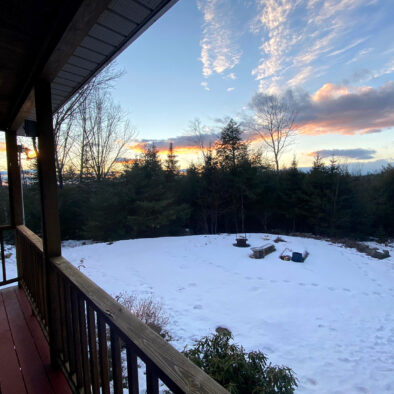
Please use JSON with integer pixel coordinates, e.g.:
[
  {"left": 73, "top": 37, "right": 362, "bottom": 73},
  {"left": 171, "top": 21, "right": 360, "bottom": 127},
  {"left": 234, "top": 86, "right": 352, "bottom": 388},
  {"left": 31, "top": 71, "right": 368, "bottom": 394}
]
[
  {"left": 87, "top": 305, "right": 100, "bottom": 394},
  {"left": 70, "top": 288, "right": 84, "bottom": 389},
  {"left": 38, "top": 252, "right": 45, "bottom": 322},
  {"left": 110, "top": 328, "right": 123, "bottom": 394},
  {"left": 97, "top": 317, "right": 110, "bottom": 394},
  {"left": 1, "top": 230, "right": 6, "bottom": 283},
  {"left": 78, "top": 296, "right": 91, "bottom": 394},
  {"left": 64, "top": 282, "right": 76, "bottom": 378},
  {"left": 126, "top": 345, "right": 139, "bottom": 394},
  {"left": 42, "top": 250, "right": 49, "bottom": 327},
  {"left": 146, "top": 363, "right": 159, "bottom": 394},
  {"left": 57, "top": 277, "right": 68, "bottom": 363}
]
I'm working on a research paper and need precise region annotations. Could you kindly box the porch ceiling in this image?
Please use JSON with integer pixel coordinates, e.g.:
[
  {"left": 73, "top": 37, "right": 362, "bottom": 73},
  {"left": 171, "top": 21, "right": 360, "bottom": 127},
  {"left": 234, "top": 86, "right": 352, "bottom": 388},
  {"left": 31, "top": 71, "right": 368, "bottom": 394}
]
[{"left": 0, "top": 0, "right": 177, "bottom": 135}]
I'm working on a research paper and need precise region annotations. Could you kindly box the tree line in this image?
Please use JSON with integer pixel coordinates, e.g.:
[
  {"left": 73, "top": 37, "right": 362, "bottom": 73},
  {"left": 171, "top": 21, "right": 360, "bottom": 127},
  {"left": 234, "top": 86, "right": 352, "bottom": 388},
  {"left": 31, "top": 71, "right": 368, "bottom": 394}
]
[{"left": 6, "top": 119, "right": 392, "bottom": 242}]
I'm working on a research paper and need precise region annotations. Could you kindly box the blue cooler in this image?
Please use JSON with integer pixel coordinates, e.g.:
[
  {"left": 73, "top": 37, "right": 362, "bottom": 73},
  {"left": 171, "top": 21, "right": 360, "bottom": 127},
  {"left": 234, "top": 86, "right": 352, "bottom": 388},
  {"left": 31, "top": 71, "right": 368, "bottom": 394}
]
[{"left": 292, "top": 252, "right": 303, "bottom": 262}]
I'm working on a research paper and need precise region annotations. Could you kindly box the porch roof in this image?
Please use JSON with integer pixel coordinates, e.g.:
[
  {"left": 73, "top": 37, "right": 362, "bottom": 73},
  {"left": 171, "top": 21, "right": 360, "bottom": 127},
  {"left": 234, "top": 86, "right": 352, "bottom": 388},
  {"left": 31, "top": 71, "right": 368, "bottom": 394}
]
[{"left": 0, "top": 0, "right": 177, "bottom": 135}]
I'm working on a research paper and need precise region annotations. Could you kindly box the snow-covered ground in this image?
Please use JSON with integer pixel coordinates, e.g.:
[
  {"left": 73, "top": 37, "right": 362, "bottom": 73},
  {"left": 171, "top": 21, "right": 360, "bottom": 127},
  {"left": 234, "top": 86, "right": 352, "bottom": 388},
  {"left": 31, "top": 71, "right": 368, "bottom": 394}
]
[{"left": 3, "top": 234, "right": 394, "bottom": 393}]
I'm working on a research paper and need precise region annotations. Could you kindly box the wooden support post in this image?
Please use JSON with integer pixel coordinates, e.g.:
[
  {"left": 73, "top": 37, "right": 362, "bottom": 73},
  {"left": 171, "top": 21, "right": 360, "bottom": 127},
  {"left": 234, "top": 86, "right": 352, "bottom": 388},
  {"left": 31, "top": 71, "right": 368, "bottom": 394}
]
[
  {"left": 5, "top": 130, "right": 23, "bottom": 226},
  {"left": 35, "top": 79, "right": 62, "bottom": 367}
]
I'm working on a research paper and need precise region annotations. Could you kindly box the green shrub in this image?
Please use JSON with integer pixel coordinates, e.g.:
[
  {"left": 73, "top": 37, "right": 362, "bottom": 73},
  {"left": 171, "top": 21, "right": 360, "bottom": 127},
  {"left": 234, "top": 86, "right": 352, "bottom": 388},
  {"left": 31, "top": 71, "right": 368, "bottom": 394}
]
[{"left": 183, "top": 330, "right": 297, "bottom": 393}]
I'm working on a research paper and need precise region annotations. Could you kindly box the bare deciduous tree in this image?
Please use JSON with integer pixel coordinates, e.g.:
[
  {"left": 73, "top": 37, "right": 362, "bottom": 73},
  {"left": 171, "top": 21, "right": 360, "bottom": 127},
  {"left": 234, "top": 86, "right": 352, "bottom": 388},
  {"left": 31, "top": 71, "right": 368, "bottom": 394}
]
[
  {"left": 81, "top": 90, "right": 135, "bottom": 181},
  {"left": 53, "top": 63, "right": 124, "bottom": 187},
  {"left": 248, "top": 92, "right": 297, "bottom": 171},
  {"left": 187, "top": 118, "right": 218, "bottom": 164}
]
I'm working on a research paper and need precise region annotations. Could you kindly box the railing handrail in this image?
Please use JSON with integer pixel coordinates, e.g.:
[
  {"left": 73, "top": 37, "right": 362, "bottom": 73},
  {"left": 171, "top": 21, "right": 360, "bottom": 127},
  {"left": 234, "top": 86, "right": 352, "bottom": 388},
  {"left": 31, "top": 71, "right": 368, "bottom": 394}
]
[
  {"left": 51, "top": 255, "right": 228, "bottom": 393},
  {"left": 16, "top": 225, "right": 43, "bottom": 252}
]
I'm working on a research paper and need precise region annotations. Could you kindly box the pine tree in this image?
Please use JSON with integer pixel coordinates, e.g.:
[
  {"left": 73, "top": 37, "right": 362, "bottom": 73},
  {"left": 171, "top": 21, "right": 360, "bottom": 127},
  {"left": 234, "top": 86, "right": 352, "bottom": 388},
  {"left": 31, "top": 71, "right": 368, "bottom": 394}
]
[
  {"left": 164, "top": 142, "right": 179, "bottom": 178},
  {"left": 216, "top": 119, "right": 247, "bottom": 170}
]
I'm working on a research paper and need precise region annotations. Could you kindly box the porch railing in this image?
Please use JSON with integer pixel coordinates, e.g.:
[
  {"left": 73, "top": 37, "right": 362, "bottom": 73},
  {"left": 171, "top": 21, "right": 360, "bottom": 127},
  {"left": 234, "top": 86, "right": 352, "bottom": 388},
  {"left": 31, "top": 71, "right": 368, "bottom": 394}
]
[
  {"left": 16, "top": 225, "right": 49, "bottom": 337},
  {"left": 0, "top": 225, "right": 19, "bottom": 287},
  {"left": 15, "top": 224, "right": 228, "bottom": 394}
]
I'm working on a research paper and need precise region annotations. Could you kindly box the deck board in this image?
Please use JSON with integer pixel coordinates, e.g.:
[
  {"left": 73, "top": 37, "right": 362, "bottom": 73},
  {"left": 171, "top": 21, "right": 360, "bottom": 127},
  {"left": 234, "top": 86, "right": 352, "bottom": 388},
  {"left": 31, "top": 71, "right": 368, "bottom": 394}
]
[
  {"left": 0, "top": 286, "right": 71, "bottom": 394},
  {"left": 16, "top": 288, "right": 72, "bottom": 394},
  {"left": 0, "top": 290, "right": 27, "bottom": 394}
]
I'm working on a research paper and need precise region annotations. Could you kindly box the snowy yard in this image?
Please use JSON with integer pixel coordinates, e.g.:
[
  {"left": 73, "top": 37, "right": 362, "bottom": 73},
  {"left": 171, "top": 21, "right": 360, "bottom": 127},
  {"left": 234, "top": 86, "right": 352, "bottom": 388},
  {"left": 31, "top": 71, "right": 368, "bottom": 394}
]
[{"left": 4, "top": 234, "right": 394, "bottom": 393}]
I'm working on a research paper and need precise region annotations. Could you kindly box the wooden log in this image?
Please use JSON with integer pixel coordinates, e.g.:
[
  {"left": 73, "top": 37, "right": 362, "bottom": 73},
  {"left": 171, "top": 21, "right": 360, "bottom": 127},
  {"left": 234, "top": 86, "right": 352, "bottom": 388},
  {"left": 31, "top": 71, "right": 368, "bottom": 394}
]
[{"left": 251, "top": 244, "right": 276, "bottom": 259}]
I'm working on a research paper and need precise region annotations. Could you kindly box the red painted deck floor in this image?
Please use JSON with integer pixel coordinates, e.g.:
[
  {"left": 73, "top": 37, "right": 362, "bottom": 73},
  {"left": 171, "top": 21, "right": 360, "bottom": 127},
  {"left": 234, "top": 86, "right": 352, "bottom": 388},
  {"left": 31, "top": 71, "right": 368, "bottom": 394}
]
[{"left": 0, "top": 286, "right": 72, "bottom": 394}]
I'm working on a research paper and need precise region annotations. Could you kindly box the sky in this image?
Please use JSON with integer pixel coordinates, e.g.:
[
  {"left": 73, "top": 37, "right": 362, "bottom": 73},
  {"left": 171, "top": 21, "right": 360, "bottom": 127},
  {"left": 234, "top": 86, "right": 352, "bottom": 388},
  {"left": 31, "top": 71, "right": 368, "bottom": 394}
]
[
  {"left": 106, "top": 0, "right": 394, "bottom": 170},
  {"left": 1, "top": 0, "right": 393, "bottom": 172}
]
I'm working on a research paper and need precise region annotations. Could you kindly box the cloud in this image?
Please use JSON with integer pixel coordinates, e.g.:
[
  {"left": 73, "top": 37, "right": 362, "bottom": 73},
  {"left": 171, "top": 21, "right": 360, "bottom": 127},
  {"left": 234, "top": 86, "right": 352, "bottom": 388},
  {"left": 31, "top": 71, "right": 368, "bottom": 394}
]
[
  {"left": 251, "top": 0, "right": 294, "bottom": 91},
  {"left": 288, "top": 66, "right": 313, "bottom": 87},
  {"left": 251, "top": 0, "right": 375, "bottom": 92},
  {"left": 227, "top": 87, "right": 235, "bottom": 92},
  {"left": 346, "top": 47, "right": 373, "bottom": 64},
  {"left": 306, "top": 148, "right": 376, "bottom": 160},
  {"left": 115, "top": 157, "right": 136, "bottom": 164},
  {"left": 372, "top": 59, "right": 394, "bottom": 79},
  {"left": 197, "top": 0, "right": 241, "bottom": 78},
  {"left": 352, "top": 68, "right": 372, "bottom": 83},
  {"left": 201, "top": 81, "right": 210, "bottom": 91},
  {"left": 328, "top": 37, "right": 367, "bottom": 57},
  {"left": 126, "top": 133, "right": 220, "bottom": 155},
  {"left": 227, "top": 73, "right": 237, "bottom": 80},
  {"left": 296, "top": 81, "right": 394, "bottom": 135}
]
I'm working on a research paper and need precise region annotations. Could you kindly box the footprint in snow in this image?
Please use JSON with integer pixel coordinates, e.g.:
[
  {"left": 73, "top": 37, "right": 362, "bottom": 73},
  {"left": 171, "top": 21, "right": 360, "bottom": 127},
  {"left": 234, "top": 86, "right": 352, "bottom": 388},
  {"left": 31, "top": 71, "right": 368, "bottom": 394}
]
[
  {"left": 193, "top": 304, "right": 203, "bottom": 310},
  {"left": 338, "top": 357, "right": 351, "bottom": 363},
  {"left": 311, "top": 283, "right": 318, "bottom": 287},
  {"left": 188, "top": 283, "right": 197, "bottom": 287},
  {"left": 250, "top": 286, "right": 261, "bottom": 292},
  {"left": 298, "top": 282, "right": 306, "bottom": 286},
  {"left": 354, "top": 386, "right": 369, "bottom": 393},
  {"left": 306, "top": 378, "right": 317, "bottom": 386},
  {"left": 342, "top": 288, "right": 351, "bottom": 292}
]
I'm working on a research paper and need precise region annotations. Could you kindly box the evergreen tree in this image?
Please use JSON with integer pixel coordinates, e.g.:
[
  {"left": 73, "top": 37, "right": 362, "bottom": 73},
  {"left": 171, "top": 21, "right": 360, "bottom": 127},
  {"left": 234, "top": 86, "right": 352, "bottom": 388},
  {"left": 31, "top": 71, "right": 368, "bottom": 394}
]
[
  {"left": 125, "top": 144, "right": 189, "bottom": 237},
  {"left": 164, "top": 142, "right": 179, "bottom": 178},
  {"left": 216, "top": 119, "right": 247, "bottom": 170}
]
